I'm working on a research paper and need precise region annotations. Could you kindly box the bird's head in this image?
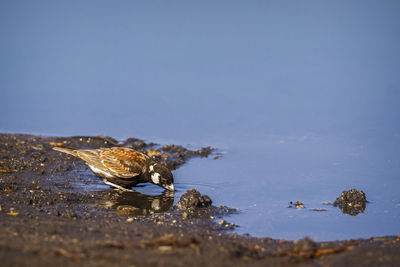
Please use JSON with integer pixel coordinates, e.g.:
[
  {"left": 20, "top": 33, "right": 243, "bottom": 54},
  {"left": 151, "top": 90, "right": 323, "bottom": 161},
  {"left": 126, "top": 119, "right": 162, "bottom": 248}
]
[{"left": 148, "top": 163, "right": 174, "bottom": 191}]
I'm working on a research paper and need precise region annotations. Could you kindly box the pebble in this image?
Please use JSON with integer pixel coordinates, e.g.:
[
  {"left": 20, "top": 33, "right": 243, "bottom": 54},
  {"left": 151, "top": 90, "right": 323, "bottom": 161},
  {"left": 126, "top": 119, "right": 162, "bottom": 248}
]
[
  {"left": 158, "top": 246, "right": 172, "bottom": 252},
  {"left": 126, "top": 218, "right": 133, "bottom": 222}
]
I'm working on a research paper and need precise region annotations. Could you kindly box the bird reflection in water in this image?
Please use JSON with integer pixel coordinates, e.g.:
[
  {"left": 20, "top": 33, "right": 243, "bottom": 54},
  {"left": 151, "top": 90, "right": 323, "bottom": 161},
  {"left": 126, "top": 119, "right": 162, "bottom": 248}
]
[{"left": 98, "top": 189, "right": 174, "bottom": 215}]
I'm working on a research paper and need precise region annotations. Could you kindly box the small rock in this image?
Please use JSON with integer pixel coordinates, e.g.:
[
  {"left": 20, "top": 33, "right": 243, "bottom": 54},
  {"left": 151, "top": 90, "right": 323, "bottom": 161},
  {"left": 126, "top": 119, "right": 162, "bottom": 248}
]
[
  {"left": 126, "top": 217, "right": 133, "bottom": 222},
  {"left": 333, "top": 189, "right": 367, "bottom": 216},
  {"left": 289, "top": 201, "right": 304, "bottom": 209},
  {"left": 158, "top": 246, "right": 172, "bottom": 252},
  {"left": 175, "top": 189, "right": 212, "bottom": 211}
]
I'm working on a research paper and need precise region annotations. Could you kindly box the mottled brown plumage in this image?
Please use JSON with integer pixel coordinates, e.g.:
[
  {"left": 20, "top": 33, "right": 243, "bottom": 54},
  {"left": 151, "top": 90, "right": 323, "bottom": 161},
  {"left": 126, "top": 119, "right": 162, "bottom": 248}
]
[
  {"left": 100, "top": 147, "right": 149, "bottom": 177},
  {"left": 53, "top": 147, "right": 174, "bottom": 191}
]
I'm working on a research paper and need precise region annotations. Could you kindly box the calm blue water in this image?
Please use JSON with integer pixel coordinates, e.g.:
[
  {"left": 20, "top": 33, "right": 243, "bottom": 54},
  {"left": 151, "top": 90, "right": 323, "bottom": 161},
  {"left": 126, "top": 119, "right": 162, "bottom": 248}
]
[{"left": 1, "top": 1, "right": 400, "bottom": 241}]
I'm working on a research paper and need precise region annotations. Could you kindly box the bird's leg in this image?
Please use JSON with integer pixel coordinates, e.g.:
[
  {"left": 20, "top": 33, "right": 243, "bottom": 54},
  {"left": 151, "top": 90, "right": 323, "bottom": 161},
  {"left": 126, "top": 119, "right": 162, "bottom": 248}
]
[{"left": 102, "top": 180, "right": 134, "bottom": 192}]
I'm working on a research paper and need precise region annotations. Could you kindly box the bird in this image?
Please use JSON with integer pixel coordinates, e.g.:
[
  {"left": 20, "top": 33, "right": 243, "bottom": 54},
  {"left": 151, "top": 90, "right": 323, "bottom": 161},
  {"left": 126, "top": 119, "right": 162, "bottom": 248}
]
[{"left": 53, "top": 146, "right": 174, "bottom": 191}]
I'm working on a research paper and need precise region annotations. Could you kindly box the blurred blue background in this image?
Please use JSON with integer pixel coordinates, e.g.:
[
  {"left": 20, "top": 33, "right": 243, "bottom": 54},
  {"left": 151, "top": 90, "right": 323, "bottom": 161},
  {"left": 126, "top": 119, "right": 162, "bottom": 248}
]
[{"left": 1, "top": 0, "right": 400, "bottom": 240}]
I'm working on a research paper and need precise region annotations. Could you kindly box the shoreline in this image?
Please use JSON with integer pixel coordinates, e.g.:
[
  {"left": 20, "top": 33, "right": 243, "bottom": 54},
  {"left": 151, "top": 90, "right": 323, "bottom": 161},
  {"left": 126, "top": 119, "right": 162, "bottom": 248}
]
[{"left": 0, "top": 133, "right": 399, "bottom": 266}]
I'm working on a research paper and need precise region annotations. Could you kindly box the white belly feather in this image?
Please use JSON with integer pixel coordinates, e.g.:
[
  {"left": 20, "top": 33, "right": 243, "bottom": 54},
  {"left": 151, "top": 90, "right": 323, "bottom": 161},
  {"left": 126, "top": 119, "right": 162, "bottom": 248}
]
[{"left": 88, "top": 165, "right": 115, "bottom": 178}]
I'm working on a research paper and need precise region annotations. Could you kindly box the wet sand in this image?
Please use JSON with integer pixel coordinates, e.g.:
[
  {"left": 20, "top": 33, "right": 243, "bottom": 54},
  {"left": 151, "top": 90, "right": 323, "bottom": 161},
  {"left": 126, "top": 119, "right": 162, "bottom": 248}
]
[{"left": 0, "top": 133, "right": 399, "bottom": 266}]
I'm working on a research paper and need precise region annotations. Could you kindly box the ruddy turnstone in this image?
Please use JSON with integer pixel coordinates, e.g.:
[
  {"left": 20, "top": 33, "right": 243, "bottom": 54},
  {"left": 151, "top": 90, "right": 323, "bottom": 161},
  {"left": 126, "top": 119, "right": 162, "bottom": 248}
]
[{"left": 53, "top": 147, "right": 174, "bottom": 191}]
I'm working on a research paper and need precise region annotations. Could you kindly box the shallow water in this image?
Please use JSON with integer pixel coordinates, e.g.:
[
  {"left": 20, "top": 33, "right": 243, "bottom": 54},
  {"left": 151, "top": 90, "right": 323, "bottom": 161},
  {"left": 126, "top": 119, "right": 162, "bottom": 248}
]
[{"left": 1, "top": 1, "right": 400, "bottom": 241}]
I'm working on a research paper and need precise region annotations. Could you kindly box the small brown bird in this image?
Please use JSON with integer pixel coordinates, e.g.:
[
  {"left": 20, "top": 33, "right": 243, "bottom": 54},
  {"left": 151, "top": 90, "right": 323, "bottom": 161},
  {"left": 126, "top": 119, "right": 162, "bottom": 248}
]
[{"left": 53, "top": 147, "right": 174, "bottom": 191}]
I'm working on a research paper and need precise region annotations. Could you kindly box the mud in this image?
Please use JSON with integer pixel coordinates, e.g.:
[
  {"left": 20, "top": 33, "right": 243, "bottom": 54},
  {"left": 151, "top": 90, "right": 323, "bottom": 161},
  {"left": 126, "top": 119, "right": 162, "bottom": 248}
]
[{"left": 0, "top": 133, "right": 399, "bottom": 266}]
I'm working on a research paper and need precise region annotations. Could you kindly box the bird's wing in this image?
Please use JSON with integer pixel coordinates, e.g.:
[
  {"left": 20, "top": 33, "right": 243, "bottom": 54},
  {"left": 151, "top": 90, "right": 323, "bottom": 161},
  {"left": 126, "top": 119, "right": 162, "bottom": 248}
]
[
  {"left": 75, "top": 149, "right": 102, "bottom": 165},
  {"left": 100, "top": 147, "right": 149, "bottom": 178}
]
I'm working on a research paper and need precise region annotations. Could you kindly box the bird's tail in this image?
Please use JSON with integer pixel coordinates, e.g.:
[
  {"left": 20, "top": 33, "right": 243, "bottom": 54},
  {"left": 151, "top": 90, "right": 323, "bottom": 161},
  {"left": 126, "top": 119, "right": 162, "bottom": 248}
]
[{"left": 52, "top": 147, "right": 78, "bottom": 156}]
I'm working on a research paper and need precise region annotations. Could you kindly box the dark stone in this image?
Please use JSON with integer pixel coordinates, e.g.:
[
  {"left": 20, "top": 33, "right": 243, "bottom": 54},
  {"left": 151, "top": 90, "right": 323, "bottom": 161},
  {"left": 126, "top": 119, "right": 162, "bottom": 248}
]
[
  {"left": 333, "top": 189, "right": 367, "bottom": 216},
  {"left": 176, "top": 189, "right": 212, "bottom": 211}
]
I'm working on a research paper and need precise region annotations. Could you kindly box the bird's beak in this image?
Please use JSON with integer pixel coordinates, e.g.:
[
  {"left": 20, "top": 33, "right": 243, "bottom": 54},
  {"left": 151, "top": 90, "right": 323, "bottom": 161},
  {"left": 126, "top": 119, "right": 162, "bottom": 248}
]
[{"left": 165, "top": 184, "right": 175, "bottom": 191}]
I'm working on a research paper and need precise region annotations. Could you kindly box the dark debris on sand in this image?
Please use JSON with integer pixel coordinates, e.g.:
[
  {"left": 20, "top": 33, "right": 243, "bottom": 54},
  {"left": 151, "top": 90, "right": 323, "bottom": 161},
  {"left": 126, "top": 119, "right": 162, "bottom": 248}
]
[{"left": 0, "top": 133, "right": 399, "bottom": 266}]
